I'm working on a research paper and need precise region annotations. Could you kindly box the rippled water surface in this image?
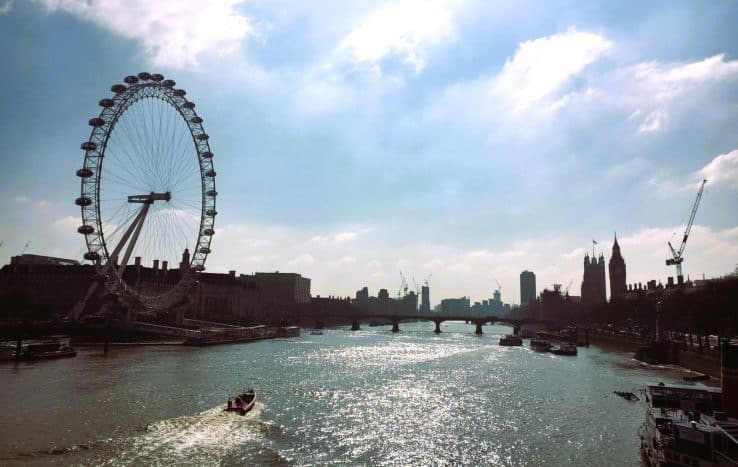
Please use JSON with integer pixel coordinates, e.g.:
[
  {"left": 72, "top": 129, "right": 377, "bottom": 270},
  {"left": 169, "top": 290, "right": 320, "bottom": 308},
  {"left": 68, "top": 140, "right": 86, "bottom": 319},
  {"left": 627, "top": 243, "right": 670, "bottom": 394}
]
[{"left": 1, "top": 323, "right": 691, "bottom": 465}]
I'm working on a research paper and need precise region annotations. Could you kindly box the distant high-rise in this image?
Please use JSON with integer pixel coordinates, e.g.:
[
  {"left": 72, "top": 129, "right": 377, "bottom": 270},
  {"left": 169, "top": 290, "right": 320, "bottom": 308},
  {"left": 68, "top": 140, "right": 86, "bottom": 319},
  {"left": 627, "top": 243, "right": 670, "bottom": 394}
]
[
  {"left": 520, "top": 270, "right": 536, "bottom": 306},
  {"left": 581, "top": 253, "right": 606, "bottom": 306},
  {"left": 608, "top": 234, "right": 627, "bottom": 300},
  {"left": 420, "top": 285, "right": 430, "bottom": 313}
]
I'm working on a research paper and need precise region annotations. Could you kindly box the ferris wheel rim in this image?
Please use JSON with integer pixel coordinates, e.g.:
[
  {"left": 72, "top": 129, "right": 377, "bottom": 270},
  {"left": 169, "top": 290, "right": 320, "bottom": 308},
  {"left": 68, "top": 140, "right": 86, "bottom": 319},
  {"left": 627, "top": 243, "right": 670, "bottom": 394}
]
[{"left": 75, "top": 73, "right": 216, "bottom": 310}]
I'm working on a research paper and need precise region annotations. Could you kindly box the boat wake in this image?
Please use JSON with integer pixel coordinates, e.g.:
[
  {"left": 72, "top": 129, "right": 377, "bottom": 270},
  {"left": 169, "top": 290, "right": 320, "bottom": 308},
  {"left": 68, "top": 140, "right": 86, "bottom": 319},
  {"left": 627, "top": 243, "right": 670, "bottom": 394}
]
[{"left": 86, "top": 403, "right": 278, "bottom": 466}]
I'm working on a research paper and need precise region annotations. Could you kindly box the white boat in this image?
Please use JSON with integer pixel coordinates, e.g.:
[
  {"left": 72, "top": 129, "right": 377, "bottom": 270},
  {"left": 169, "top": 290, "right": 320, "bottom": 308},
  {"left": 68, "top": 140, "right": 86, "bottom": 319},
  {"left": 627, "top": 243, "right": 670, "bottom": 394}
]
[{"left": 639, "top": 383, "right": 738, "bottom": 466}]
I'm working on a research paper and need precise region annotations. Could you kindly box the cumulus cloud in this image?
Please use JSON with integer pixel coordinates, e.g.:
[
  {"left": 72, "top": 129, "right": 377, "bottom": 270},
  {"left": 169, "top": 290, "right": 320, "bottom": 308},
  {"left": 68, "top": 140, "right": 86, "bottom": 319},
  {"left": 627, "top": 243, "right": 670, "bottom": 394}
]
[
  {"left": 0, "top": 0, "right": 13, "bottom": 15},
  {"left": 329, "top": 256, "right": 357, "bottom": 267},
  {"left": 35, "top": 0, "right": 255, "bottom": 68},
  {"left": 697, "top": 149, "right": 738, "bottom": 189},
  {"left": 337, "top": 0, "right": 461, "bottom": 73},
  {"left": 13, "top": 195, "right": 51, "bottom": 208},
  {"left": 494, "top": 28, "right": 612, "bottom": 111},
  {"left": 289, "top": 254, "right": 316, "bottom": 266}
]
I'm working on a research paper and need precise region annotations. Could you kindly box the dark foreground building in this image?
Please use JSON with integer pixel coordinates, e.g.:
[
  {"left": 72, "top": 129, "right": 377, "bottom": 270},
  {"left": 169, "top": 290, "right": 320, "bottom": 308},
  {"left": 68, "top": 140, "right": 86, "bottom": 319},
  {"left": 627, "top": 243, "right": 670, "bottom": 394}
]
[{"left": 0, "top": 253, "right": 310, "bottom": 327}]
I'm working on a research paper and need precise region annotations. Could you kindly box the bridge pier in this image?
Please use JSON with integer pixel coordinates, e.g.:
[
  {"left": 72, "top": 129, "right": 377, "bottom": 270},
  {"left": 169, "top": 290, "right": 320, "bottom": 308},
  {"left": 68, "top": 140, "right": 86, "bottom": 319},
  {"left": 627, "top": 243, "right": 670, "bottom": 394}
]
[
  {"left": 434, "top": 320, "right": 442, "bottom": 334},
  {"left": 474, "top": 321, "right": 483, "bottom": 335},
  {"left": 391, "top": 320, "right": 400, "bottom": 333},
  {"left": 351, "top": 319, "right": 360, "bottom": 331}
]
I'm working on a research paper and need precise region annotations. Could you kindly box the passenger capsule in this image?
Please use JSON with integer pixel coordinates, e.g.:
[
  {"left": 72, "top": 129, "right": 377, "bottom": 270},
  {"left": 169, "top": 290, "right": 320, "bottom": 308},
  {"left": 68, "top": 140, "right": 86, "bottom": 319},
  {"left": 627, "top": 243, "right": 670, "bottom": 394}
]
[
  {"left": 84, "top": 251, "right": 100, "bottom": 261},
  {"left": 137, "top": 72, "right": 152, "bottom": 80},
  {"left": 89, "top": 117, "right": 105, "bottom": 127},
  {"left": 75, "top": 197, "right": 93, "bottom": 206},
  {"left": 206, "top": 189, "right": 217, "bottom": 197},
  {"left": 199, "top": 247, "right": 211, "bottom": 254},
  {"left": 76, "top": 168, "right": 93, "bottom": 178},
  {"left": 203, "top": 228, "right": 215, "bottom": 236},
  {"left": 173, "top": 89, "right": 186, "bottom": 97},
  {"left": 197, "top": 133, "right": 209, "bottom": 141},
  {"left": 81, "top": 141, "right": 97, "bottom": 151},
  {"left": 123, "top": 75, "right": 139, "bottom": 84},
  {"left": 99, "top": 98, "right": 115, "bottom": 108},
  {"left": 190, "top": 116, "right": 203, "bottom": 124},
  {"left": 77, "top": 225, "right": 94, "bottom": 235},
  {"left": 205, "top": 209, "right": 217, "bottom": 216},
  {"left": 204, "top": 169, "right": 216, "bottom": 177},
  {"left": 150, "top": 73, "right": 164, "bottom": 81},
  {"left": 111, "top": 84, "right": 127, "bottom": 94},
  {"left": 162, "top": 79, "right": 176, "bottom": 87},
  {"left": 201, "top": 151, "right": 213, "bottom": 159},
  {"left": 182, "top": 101, "right": 195, "bottom": 109}
]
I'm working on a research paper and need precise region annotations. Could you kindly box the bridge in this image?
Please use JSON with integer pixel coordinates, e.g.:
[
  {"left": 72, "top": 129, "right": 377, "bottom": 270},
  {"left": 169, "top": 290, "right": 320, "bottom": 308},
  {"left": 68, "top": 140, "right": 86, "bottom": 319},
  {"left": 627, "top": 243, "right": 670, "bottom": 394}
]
[{"left": 305, "top": 309, "right": 547, "bottom": 335}]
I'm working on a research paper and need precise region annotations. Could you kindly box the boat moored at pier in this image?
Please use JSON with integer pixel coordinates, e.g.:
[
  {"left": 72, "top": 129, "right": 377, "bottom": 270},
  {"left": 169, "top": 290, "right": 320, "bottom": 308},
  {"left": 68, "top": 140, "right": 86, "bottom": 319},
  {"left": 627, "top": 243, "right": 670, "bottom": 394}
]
[
  {"left": 551, "top": 342, "right": 578, "bottom": 356},
  {"left": 499, "top": 335, "right": 523, "bottom": 346},
  {"left": 530, "top": 339, "right": 551, "bottom": 352}
]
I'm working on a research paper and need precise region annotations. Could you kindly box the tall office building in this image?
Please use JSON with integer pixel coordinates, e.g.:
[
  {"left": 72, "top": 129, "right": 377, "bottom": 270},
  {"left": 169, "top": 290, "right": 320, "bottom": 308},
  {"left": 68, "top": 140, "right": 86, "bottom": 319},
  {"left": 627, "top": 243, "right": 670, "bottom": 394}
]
[
  {"left": 420, "top": 285, "right": 430, "bottom": 313},
  {"left": 520, "top": 270, "right": 536, "bottom": 306},
  {"left": 608, "top": 235, "right": 627, "bottom": 300}
]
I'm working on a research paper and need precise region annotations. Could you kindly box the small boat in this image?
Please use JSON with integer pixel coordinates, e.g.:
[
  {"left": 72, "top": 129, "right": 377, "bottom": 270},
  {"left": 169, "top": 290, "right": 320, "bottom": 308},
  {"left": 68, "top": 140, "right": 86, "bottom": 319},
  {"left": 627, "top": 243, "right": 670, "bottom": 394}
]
[
  {"left": 499, "top": 335, "right": 523, "bottom": 346},
  {"left": 551, "top": 342, "right": 577, "bottom": 356},
  {"left": 18, "top": 338, "right": 77, "bottom": 361},
  {"left": 530, "top": 338, "right": 551, "bottom": 352},
  {"left": 225, "top": 389, "right": 256, "bottom": 415},
  {"left": 683, "top": 373, "right": 710, "bottom": 382},
  {"left": 310, "top": 330, "right": 324, "bottom": 335},
  {"left": 613, "top": 390, "right": 639, "bottom": 401}
]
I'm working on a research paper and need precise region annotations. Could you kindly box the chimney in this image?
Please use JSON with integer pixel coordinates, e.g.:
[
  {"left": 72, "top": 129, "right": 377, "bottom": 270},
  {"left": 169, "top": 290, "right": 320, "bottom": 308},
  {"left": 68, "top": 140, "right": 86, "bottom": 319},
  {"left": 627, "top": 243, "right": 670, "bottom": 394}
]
[
  {"left": 229, "top": 270, "right": 235, "bottom": 278},
  {"left": 162, "top": 261, "right": 168, "bottom": 277},
  {"left": 667, "top": 277, "right": 674, "bottom": 287},
  {"left": 153, "top": 259, "right": 159, "bottom": 271},
  {"left": 722, "top": 341, "right": 738, "bottom": 418},
  {"left": 134, "top": 256, "right": 141, "bottom": 266},
  {"left": 677, "top": 275, "right": 684, "bottom": 286}
]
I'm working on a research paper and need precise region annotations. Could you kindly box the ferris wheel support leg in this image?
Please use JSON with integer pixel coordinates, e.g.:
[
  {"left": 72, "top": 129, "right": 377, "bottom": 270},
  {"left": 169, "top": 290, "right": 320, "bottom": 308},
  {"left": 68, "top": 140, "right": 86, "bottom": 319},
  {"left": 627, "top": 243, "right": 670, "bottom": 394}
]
[
  {"left": 117, "top": 202, "right": 151, "bottom": 278},
  {"left": 68, "top": 280, "right": 101, "bottom": 321}
]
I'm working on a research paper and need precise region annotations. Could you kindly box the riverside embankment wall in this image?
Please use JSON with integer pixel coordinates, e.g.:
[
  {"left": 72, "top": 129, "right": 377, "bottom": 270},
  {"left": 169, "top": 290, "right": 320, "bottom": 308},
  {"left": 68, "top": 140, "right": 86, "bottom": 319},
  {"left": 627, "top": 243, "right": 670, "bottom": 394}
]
[{"left": 588, "top": 332, "right": 721, "bottom": 378}]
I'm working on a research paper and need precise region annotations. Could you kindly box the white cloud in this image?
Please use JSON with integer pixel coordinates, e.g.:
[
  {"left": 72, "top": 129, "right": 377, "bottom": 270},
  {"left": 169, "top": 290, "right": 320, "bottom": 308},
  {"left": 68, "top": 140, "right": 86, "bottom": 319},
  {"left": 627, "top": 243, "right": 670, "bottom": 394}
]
[
  {"left": 337, "top": 0, "right": 461, "bottom": 73},
  {"left": 0, "top": 0, "right": 13, "bottom": 15},
  {"left": 329, "top": 256, "right": 357, "bottom": 267},
  {"left": 240, "top": 238, "right": 272, "bottom": 248},
  {"left": 494, "top": 28, "right": 612, "bottom": 111},
  {"left": 423, "top": 259, "right": 444, "bottom": 270},
  {"left": 367, "top": 260, "right": 382, "bottom": 269},
  {"left": 697, "top": 148, "right": 738, "bottom": 189},
  {"left": 13, "top": 195, "right": 51, "bottom": 208},
  {"left": 52, "top": 216, "right": 79, "bottom": 232},
  {"left": 36, "top": 0, "right": 255, "bottom": 68},
  {"left": 289, "top": 254, "right": 315, "bottom": 266}
]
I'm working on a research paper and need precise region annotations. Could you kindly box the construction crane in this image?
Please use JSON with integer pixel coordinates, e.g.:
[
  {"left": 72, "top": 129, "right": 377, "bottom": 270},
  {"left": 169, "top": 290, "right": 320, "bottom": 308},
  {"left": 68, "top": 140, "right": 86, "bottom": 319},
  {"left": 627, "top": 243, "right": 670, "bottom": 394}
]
[
  {"left": 565, "top": 279, "right": 573, "bottom": 296},
  {"left": 423, "top": 273, "right": 432, "bottom": 287},
  {"left": 494, "top": 278, "right": 502, "bottom": 293},
  {"left": 398, "top": 270, "right": 409, "bottom": 298},
  {"left": 412, "top": 277, "right": 419, "bottom": 295},
  {"left": 666, "top": 179, "right": 706, "bottom": 279}
]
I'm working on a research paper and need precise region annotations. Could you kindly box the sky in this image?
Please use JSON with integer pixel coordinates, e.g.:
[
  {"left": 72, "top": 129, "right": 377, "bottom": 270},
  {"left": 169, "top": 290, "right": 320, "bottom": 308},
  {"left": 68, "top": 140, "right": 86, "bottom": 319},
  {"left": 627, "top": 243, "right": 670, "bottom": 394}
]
[{"left": 1, "top": 0, "right": 737, "bottom": 307}]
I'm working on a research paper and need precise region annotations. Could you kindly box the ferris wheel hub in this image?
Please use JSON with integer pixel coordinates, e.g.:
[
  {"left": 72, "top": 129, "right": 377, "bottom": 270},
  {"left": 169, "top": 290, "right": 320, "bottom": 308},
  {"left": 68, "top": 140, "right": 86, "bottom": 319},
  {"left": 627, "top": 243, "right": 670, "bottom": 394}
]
[{"left": 127, "top": 192, "right": 171, "bottom": 204}]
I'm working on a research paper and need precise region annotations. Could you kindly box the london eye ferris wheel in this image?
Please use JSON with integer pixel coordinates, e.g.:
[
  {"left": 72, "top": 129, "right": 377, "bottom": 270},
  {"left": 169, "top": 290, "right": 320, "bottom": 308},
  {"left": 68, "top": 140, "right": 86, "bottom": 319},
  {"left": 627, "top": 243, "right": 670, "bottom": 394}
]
[{"left": 74, "top": 72, "right": 216, "bottom": 313}]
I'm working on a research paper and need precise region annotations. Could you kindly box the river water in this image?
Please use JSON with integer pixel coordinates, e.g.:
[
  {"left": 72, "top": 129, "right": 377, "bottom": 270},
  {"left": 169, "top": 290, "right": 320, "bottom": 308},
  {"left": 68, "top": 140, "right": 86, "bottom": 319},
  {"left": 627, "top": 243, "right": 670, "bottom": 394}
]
[{"left": 1, "top": 323, "right": 694, "bottom": 466}]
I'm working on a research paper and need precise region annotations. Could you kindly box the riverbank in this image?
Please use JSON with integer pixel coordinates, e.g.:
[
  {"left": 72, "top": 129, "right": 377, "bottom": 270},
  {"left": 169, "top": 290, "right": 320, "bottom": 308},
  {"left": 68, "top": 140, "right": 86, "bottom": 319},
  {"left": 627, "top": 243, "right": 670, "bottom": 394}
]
[{"left": 588, "top": 331, "right": 721, "bottom": 379}]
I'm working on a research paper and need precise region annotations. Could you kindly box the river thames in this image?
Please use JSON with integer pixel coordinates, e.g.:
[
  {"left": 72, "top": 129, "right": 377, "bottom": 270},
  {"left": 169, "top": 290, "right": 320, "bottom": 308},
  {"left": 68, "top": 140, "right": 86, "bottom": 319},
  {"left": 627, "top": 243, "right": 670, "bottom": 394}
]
[{"left": 1, "top": 323, "right": 693, "bottom": 466}]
